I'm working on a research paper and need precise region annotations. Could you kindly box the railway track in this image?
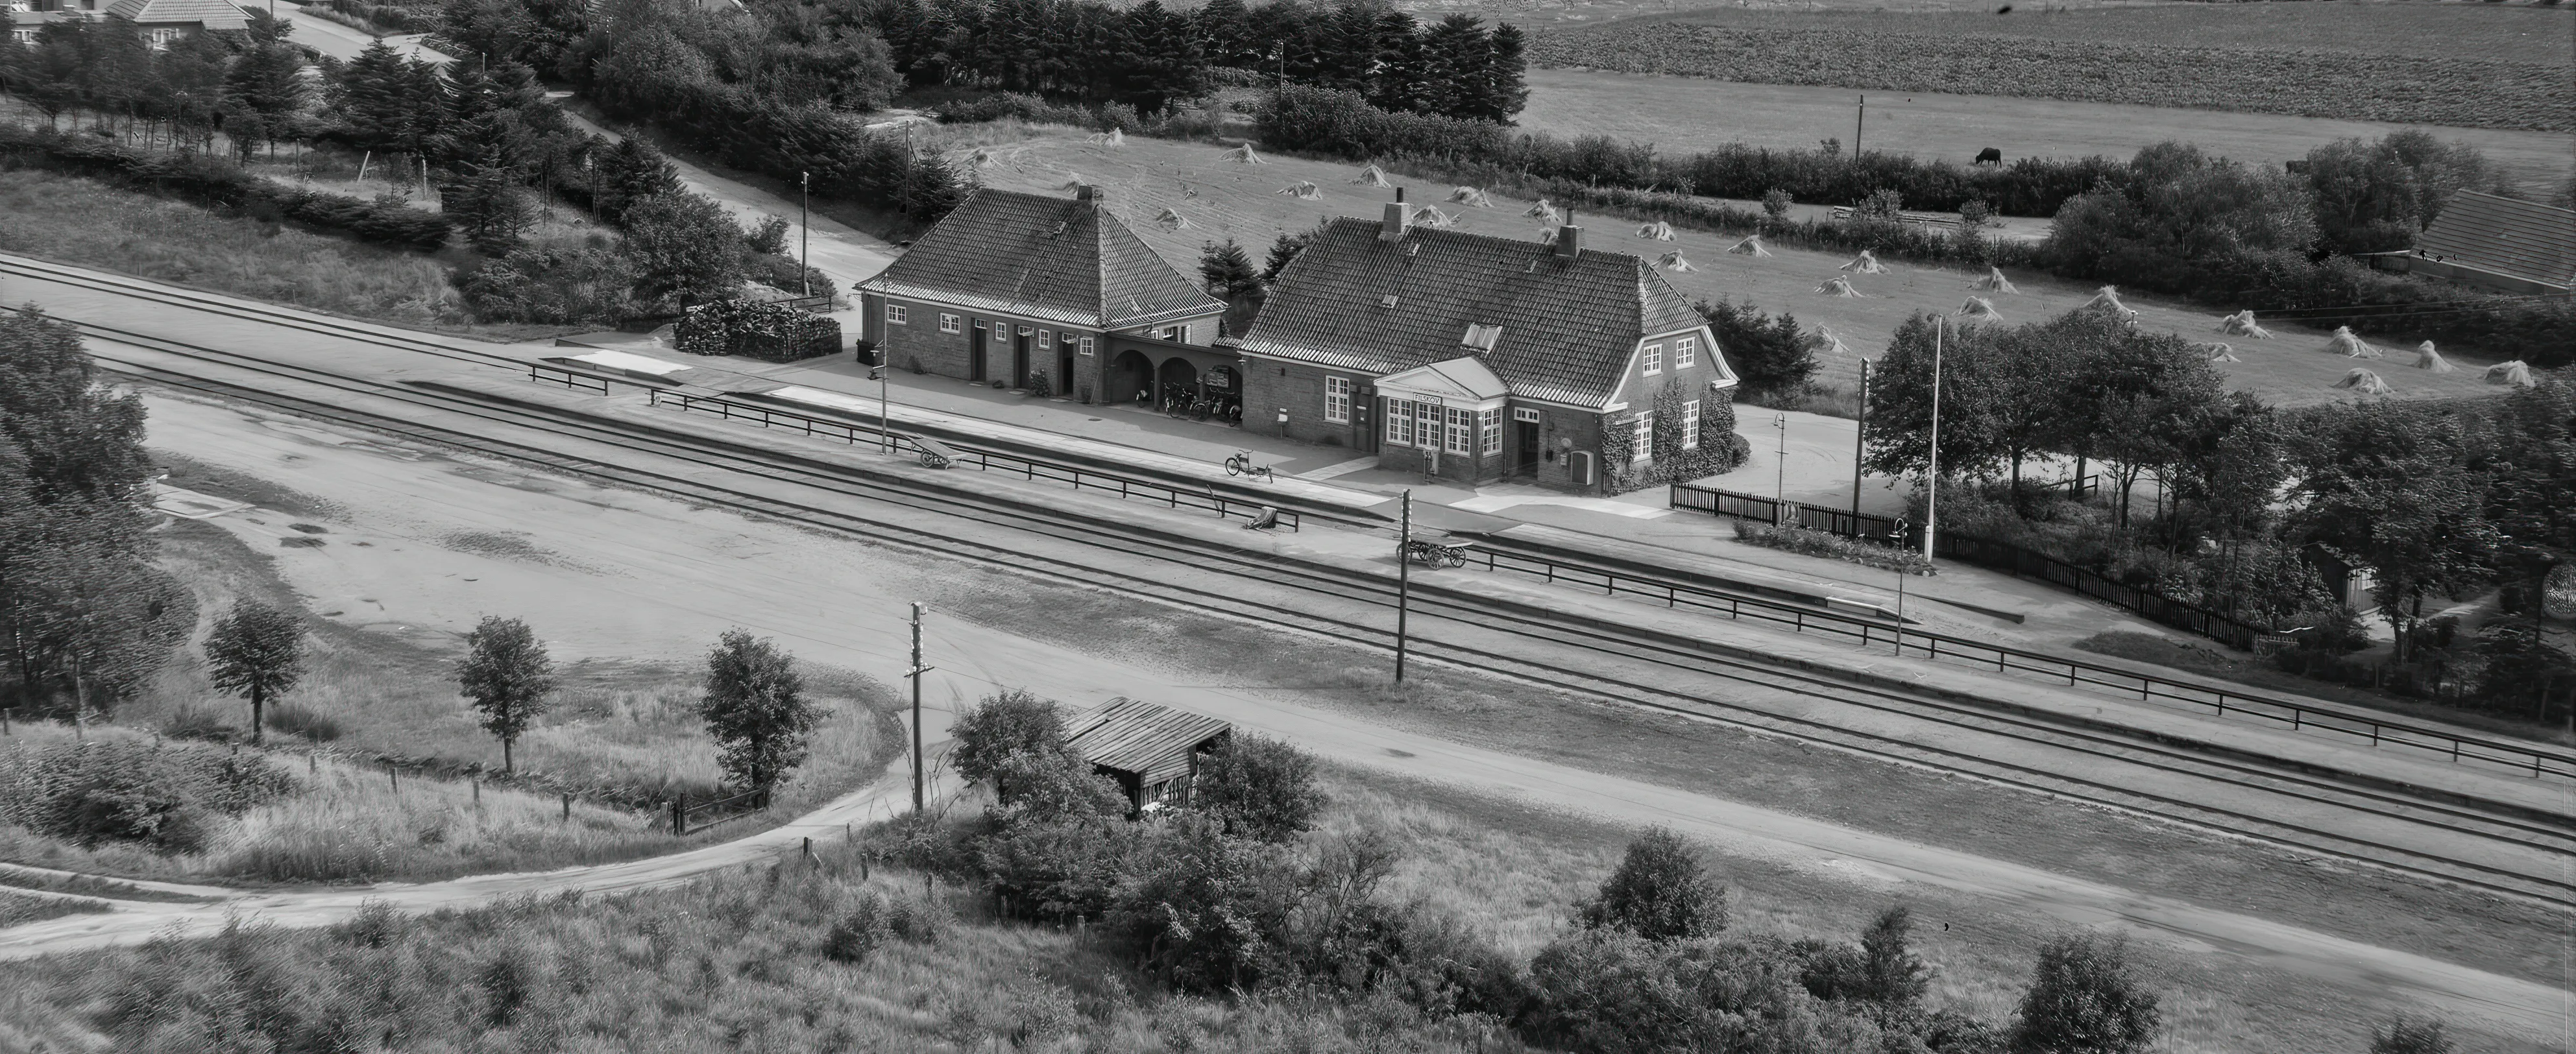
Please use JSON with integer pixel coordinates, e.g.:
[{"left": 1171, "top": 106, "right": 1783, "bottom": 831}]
[{"left": 7, "top": 263, "right": 2570, "bottom": 907}]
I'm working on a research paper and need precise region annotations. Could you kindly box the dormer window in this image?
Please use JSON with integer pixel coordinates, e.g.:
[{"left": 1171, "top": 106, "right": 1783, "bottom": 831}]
[
  {"left": 1461, "top": 324, "right": 1503, "bottom": 352},
  {"left": 1380, "top": 294, "right": 1400, "bottom": 309}
]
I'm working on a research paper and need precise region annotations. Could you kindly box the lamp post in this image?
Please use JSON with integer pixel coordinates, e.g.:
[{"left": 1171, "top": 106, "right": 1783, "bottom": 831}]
[
  {"left": 799, "top": 171, "right": 811, "bottom": 299},
  {"left": 1772, "top": 412, "right": 1789, "bottom": 525},
  {"left": 1888, "top": 517, "right": 1911, "bottom": 655},
  {"left": 1923, "top": 317, "right": 1944, "bottom": 562}
]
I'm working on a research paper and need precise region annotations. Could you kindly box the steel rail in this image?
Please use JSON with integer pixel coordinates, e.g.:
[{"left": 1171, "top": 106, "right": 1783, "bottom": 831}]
[{"left": 64, "top": 329, "right": 2571, "bottom": 905}]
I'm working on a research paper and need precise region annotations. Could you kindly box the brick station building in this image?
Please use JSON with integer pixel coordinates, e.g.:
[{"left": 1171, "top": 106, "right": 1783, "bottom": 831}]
[
  {"left": 1232, "top": 204, "right": 1736, "bottom": 492},
  {"left": 857, "top": 186, "right": 1236, "bottom": 407}
]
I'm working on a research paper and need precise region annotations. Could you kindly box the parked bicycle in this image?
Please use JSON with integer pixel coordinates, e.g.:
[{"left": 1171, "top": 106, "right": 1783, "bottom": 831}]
[{"left": 1224, "top": 451, "right": 1274, "bottom": 482}]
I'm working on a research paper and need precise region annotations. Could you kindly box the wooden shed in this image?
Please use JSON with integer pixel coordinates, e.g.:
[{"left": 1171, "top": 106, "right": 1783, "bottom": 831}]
[{"left": 1064, "top": 698, "right": 1232, "bottom": 811}]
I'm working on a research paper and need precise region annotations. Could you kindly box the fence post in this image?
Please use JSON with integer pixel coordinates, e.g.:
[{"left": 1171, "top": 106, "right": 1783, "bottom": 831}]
[
  {"left": 674, "top": 795, "right": 687, "bottom": 836},
  {"left": 562, "top": 793, "right": 571, "bottom": 820}
]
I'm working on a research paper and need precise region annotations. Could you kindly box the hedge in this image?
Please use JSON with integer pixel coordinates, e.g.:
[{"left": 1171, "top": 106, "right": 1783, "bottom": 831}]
[
  {"left": 1255, "top": 86, "right": 2116, "bottom": 217},
  {"left": 0, "top": 126, "right": 453, "bottom": 251},
  {"left": 675, "top": 299, "right": 842, "bottom": 361}
]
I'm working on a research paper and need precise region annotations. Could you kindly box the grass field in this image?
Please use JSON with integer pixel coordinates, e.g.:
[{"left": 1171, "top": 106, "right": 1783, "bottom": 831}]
[
  {"left": 938, "top": 125, "right": 2527, "bottom": 402},
  {"left": 0, "top": 889, "right": 108, "bottom": 929},
  {"left": 1516, "top": 69, "right": 2576, "bottom": 193},
  {"left": 1525, "top": 3, "right": 2573, "bottom": 132}
]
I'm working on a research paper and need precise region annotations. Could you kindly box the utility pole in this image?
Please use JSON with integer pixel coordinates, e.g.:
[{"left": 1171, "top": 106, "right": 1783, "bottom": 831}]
[
  {"left": 1773, "top": 413, "right": 1789, "bottom": 524},
  {"left": 799, "top": 171, "right": 812, "bottom": 298},
  {"left": 1924, "top": 318, "right": 1944, "bottom": 561},
  {"left": 906, "top": 603, "right": 931, "bottom": 815},
  {"left": 1852, "top": 358, "right": 1869, "bottom": 537},
  {"left": 873, "top": 346, "right": 892, "bottom": 455},
  {"left": 1394, "top": 490, "right": 1412, "bottom": 683},
  {"left": 1854, "top": 95, "right": 1865, "bottom": 162}
]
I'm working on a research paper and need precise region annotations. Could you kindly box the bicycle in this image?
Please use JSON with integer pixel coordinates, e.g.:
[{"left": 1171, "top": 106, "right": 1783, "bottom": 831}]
[{"left": 1224, "top": 451, "right": 1274, "bottom": 482}]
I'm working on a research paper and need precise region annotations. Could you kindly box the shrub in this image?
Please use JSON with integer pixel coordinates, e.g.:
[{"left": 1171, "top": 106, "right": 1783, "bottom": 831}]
[
  {"left": 457, "top": 242, "right": 638, "bottom": 324},
  {"left": 672, "top": 299, "right": 842, "bottom": 361},
  {"left": 263, "top": 703, "right": 343, "bottom": 741},
  {"left": 1734, "top": 521, "right": 1934, "bottom": 576},
  {"left": 2009, "top": 933, "right": 2160, "bottom": 1054},
  {"left": 1108, "top": 817, "right": 1301, "bottom": 992},
  {"left": 0, "top": 740, "right": 297, "bottom": 852},
  {"left": 2370, "top": 1015, "right": 2455, "bottom": 1054},
  {"left": 949, "top": 688, "right": 1070, "bottom": 789},
  {"left": 1577, "top": 828, "right": 1727, "bottom": 942},
  {"left": 977, "top": 811, "right": 1139, "bottom": 922},
  {"left": 745, "top": 215, "right": 790, "bottom": 256},
  {"left": 930, "top": 92, "right": 1104, "bottom": 127},
  {"left": 1190, "top": 734, "right": 1324, "bottom": 843},
  {"left": 825, "top": 885, "right": 945, "bottom": 963}
]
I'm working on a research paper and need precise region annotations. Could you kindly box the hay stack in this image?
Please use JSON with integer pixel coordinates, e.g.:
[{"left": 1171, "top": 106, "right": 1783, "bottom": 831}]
[
  {"left": 967, "top": 147, "right": 997, "bottom": 168},
  {"left": 2332, "top": 368, "right": 2393, "bottom": 395},
  {"left": 1525, "top": 198, "right": 1559, "bottom": 221},
  {"left": 2412, "top": 341, "right": 2456, "bottom": 372},
  {"left": 1221, "top": 143, "right": 1265, "bottom": 164},
  {"left": 1973, "top": 266, "right": 2019, "bottom": 294},
  {"left": 1727, "top": 235, "right": 1771, "bottom": 257},
  {"left": 1957, "top": 296, "right": 2004, "bottom": 322},
  {"left": 2324, "top": 326, "right": 2380, "bottom": 358},
  {"left": 2084, "top": 285, "right": 2138, "bottom": 321},
  {"left": 2487, "top": 360, "right": 2535, "bottom": 387},
  {"left": 1636, "top": 221, "right": 1677, "bottom": 241},
  {"left": 1276, "top": 181, "right": 1321, "bottom": 200},
  {"left": 1814, "top": 276, "right": 1865, "bottom": 297},
  {"left": 1448, "top": 186, "right": 1494, "bottom": 208},
  {"left": 1657, "top": 250, "right": 1695, "bottom": 272},
  {"left": 1413, "top": 205, "right": 1457, "bottom": 228},
  {"left": 1816, "top": 328, "right": 1853, "bottom": 356},
  {"left": 2216, "top": 310, "right": 2274, "bottom": 339},
  {"left": 1841, "top": 250, "right": 1889, "bottom": 274},
  {"left": 1352, "top": 164, "right": 1391, "bottom": 187},
  {"left": 1091, "top": 128, "right": 1125, "bottom": 147},
  {"left": 1155, "top": 207, "right": 1191, "bottom": 230},
  {"left": 2202, "top": 342, "right": 2241, "bottom": 363}
]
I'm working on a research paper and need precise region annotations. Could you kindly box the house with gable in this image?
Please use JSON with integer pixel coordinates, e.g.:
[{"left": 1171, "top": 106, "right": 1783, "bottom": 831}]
[
  {"left": 858, "top": 185, "right": 1231, "bottom": 405},
  {"left": 106, "top": 0, "right": 245, "bottom": 44},
  {"left": 1232, "top": 203, "right": 1737, "bottom": 493}
]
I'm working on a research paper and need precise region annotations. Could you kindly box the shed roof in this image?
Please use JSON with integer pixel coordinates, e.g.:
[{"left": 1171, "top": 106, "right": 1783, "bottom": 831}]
[
  {"left": 106, "top": 0, "right": 248, "bottom": 28},
  {"left": 2414, "top": 191, "right": 2576, "bottom": 289},
  {"left": 859, "top": 188, "right": 1224, "bottom": 330},
  {"left": 1232, "top": 218, "right": 1710, "bottom": 408},
  {"left": 1065, "top": 697, "right": 1230, "bottom": 789}
]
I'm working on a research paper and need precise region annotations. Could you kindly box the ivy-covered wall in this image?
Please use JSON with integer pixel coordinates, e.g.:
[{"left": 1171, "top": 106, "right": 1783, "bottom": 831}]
[{"left": 1603, "top": 383, "right": 1749, "bottom": 494}]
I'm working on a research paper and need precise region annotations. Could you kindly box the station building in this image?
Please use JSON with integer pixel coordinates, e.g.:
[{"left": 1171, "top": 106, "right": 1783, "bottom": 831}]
[
  {"left": 1230, "top": 204, "right": 1736, "bottom": 492},
  {"left": 856, "top": 186, "right": 1236, "bottom": 408}
]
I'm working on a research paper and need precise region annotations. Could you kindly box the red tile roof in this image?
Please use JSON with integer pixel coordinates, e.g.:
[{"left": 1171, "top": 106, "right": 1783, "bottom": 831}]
[
  {"left": 859, "top": 188, "right": 1224, "bottom": 330},
  {"left": 107, "top": 0, "right": 247, "bottom": 29},
  {"left": 1231, "top": 218, "right": 1707, "bottom": 408}
]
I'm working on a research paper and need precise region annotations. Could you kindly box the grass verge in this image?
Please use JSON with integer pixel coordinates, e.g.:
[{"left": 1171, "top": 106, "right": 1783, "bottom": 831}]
[{"left": 0, "top": 890, "right": 111, "bottom": 929}]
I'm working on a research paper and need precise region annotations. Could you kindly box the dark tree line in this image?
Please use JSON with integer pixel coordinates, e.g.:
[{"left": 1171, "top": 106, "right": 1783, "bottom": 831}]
[
  {"left": 855, "top": 0, "right": 1525, "bottom": 120},
  {"left": 0, "top": 12, "right": 310, "bottom": 157}
]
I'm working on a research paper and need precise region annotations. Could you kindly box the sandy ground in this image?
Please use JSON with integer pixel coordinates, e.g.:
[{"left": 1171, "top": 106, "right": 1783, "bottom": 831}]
[{"left": 0, "top": 389, "right": 2567, "bottom": 1048}]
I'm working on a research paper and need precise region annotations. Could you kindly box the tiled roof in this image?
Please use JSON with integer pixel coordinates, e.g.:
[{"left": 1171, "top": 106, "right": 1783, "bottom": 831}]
[
  {"left": 107, "top": 0, "right": 247, "bottom": 28},
  {"left": 1378, "top": 356, "right": 1509, "bottom": 401},
  {"left": 2416, "top": 191, "right": 2576, "bottom": 289},
  {"left": 859, "top": 188, "right": 1224, "bottom": 329},
  {"left": 1233, "top": 218, "right": 1707, "bottom": 408},
  {"left": 1065, "top": 697, "right": 1230, "bottom": 789}
]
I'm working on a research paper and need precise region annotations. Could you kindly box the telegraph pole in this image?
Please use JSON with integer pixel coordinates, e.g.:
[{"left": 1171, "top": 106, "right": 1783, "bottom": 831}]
[
  {"left": 799, "top": 171, "right": 812, "bottom": 298},
  {"left": 1924, "top": 318, "right": 1944, "bottom": 561},
  {"left": 1854, "top": 95, "right": 1865, "bottom": 161},
  {"left": 1394, "top": 490, "right": 1413, "bottom": 683},
  {"left": 1773, "top": 413, "right": 1789, "bottom": 523},
  {"left": 1851, "top": 358, "right": 1869, "bottom": 536},
  {"left": 906, "top": 603, "right": 931, "bottom": 815}
]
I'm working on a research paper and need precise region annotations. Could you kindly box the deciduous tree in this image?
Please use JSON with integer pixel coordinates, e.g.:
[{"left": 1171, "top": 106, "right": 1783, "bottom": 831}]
[
  {"left": 1577, "top": 827, "right": 1727, "bottom": 942},
  {"left": 698, "top": 629, "right": 820, "bottom": 795},
  {"left": 204, "top": 600, "right": 306, "bottom": 746},
  {"left": 457, "top": 615, "right": 554, "bottom": 772},
  {"left": 2009, "top": 933, "right": 2160, "bottom": 1054}
]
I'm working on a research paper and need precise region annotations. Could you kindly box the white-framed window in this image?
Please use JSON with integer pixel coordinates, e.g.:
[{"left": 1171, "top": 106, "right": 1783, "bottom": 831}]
[
  {"left": 1641, "top": 343, "right": 1663, "bottom": 376},
  {"left": 1038, "top": 329, "right": 1052, "bottom": 350},
  {"left": 1675, "top": 335, "right": 1697, "bottom": 368},
  {"left": 939, "top": 313, "right": 959, "bottom": 333},
  {"left": 888, "top": 304, "right": 909, "bottom": 326},
  {"left": 1386, "top": 400, "right": 1412, "bottom": 446},
  {"left": 1478, "top": 408, "right": 1502, "bottom": 456},
  {"left": 1632, "top": 413, "right": 1653, "bottom": 462},
  {"left": 1682, "top": 400, "right": 1701, "bottom": 450},
  {"left": 1324, "top": 376, "right": 1352, "bottom": 424},
  {"left": 1160, "top": 324, "right": 1188, "bottom": 342},
  {"left": 1078, "top": 336, "right": 1095, "bottom": 356},
  {"left": 1514, "top": 407, "right": 1542, "bottom": 423},
  {"left": 1444, "top": 407, "right": 1472, "bottom": 455},
  {"left": 1017, "top": 326, "right": 1033, "bottom": 337}
]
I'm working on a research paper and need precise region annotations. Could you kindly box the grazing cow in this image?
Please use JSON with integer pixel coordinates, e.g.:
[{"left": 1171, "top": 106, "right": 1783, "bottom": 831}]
[{"left": 1973, "top": 147, "right": 2003, "bottom": 166}]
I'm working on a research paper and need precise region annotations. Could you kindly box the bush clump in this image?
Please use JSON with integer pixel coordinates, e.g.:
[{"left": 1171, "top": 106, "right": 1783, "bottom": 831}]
[
  {"left": 0, "top": 740, "right": 297, "bottom": 852},
  {"left": 823, "top": 886, "right": 946, "bottom": 963},
  {"left": 1734, "top": 521, "right": 1935, "bottom": 576},
  {"left": 673, "top": 299, "right": 842, "bottom": 361},
  {"left": 458, "top": 242, "right": 638, "bottom": 324}
]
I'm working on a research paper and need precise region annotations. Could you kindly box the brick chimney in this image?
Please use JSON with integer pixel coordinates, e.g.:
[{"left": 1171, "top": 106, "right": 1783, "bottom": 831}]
[
  {"left": 1381, "top": 186, "right": 1409, "bottom": 242},
  {"left": 1555, "top": 210, "right": 1582, "bottom": 258},
  {"left": 1076, "top": 184, "right": 1102, "bottom": 204}
]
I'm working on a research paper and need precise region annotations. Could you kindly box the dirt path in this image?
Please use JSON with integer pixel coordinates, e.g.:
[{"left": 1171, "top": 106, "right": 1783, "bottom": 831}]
[{"left": 0, "top": 392, "right": 2565, "bottom": 1048}]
